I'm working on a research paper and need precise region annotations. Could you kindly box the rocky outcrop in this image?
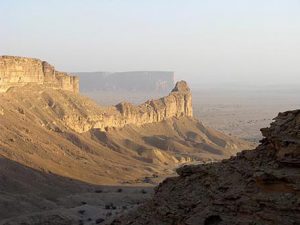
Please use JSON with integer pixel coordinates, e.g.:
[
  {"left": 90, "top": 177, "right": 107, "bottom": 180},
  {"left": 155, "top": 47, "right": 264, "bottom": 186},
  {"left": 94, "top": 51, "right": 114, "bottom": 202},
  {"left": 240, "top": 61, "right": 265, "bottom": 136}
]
[
  {"left": 0, "top": 56, "right": 79, "bottom": 93},
  {"left": 111, "top": 110, "right": 300, "bottom": 225},
  {"left": 62, "top": 80, "right": 193, "bottom": 132},
  {"left": 0, "top": 56, "right": 191, "bottom": 132}
]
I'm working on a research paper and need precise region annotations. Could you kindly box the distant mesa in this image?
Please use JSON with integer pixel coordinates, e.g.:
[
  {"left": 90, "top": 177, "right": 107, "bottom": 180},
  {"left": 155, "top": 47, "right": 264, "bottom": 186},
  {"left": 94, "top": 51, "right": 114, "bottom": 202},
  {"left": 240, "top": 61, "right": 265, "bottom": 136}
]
[
  {"left": 74, "top": 71, "right": 175, "bottom": 92},
  {"left": 0, "top": 56, "right": 193, "bottom": 132},
  {"left": 0, "top": 56, "right": 79, "bottom": 93},
  {"left": 0, "top": 56, "right": 175, "bottom": 94}
]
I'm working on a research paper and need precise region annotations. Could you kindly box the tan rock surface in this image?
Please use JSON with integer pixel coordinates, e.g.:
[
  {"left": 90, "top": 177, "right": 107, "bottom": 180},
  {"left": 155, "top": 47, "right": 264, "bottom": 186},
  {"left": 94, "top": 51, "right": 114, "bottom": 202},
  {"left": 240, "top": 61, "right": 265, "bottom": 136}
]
[
  {"left": 0, "top": 79, "right": 251, "bottom": 222},
  {"left": 0, "top": 60, "right": 253, "bottom": 223},
  {"left": 0, "top": 82, "right": 248, "bottom": 186},
  {"left": 0, "top": 56, "right": 79, "bottom": 93},
  {"left": 1, "top": 80, "right": 193, "bottom": 133}
]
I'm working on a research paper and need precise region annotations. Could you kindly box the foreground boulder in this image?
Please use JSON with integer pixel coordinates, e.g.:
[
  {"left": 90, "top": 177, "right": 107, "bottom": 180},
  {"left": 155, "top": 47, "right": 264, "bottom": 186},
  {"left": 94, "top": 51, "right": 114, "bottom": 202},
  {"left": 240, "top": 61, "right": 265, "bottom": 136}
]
[{"left": 111, "top": 110, "right": 300, "bottom": 225}]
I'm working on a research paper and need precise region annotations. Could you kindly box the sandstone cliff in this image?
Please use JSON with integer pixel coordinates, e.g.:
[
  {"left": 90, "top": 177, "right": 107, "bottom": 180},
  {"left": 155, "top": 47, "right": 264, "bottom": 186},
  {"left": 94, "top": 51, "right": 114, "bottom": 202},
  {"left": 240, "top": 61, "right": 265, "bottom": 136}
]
[
  {"left": 0, "top": 56, "right": 192, "bottom": 132},
  {"left": 0, "top": 68, "right": 253, "bottom": 223},
  {"left": 0, "top": 80, "right": 250, "bottom": 187},
  {"left": 0, "top": 56, "right": 79, "bottom": 93},
  {"left": 46, "top": 80, "right": 193, "bottom": 133},
  {"left": 112, "top": 110, "right": 300, "bottom": 225}
]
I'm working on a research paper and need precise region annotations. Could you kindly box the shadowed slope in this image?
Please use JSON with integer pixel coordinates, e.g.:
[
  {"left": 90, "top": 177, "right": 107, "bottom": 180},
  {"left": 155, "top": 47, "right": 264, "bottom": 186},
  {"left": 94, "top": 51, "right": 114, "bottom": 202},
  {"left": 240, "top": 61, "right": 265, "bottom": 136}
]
[
  {"left": 0, "top": 82, "right": 251, "bottom": 186},
  {"left": 0, "top": 157, "right": 154, "bottom": 224},
  {"left": 111, "top": 110, "right": 300, "bottom": 225},
  {"left": 0, "top": 80, "right": 253, "bottom": 224}
]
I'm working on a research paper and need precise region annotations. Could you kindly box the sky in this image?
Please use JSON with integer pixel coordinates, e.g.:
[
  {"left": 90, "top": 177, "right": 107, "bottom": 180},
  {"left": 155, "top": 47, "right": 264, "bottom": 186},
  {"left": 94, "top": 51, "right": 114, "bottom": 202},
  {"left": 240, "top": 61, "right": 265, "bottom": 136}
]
[{"left": 1, "top": 0, "right": 300, "bottom": 86}]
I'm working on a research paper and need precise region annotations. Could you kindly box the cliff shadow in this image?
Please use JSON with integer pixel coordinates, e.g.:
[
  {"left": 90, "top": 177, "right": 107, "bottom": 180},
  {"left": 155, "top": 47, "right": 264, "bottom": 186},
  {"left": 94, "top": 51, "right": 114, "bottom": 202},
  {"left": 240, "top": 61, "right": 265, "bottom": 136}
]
[{"left": 0, "top": 157, "right": 153, "bottom": 222}]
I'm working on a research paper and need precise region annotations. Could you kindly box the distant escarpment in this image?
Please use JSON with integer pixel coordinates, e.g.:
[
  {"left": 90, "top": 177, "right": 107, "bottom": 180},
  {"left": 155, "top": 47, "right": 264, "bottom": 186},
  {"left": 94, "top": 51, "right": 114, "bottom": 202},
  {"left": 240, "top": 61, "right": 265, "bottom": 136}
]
[
  {"left": 75, "top": 71, "right": 174, "bottom": 92},
  {"left": 0, "top": 56, "right": 79, "bottom": 93},
  {"left": 112, "top": 110, "right": 300, "bottom": 225}
]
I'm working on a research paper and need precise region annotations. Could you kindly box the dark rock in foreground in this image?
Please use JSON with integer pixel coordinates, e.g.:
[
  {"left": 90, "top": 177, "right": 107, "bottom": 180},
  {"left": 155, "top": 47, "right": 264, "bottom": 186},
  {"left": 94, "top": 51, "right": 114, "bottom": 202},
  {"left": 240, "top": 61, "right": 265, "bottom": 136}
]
[{"left": 111, "top": 110, "right": 300, "bottom": 225}]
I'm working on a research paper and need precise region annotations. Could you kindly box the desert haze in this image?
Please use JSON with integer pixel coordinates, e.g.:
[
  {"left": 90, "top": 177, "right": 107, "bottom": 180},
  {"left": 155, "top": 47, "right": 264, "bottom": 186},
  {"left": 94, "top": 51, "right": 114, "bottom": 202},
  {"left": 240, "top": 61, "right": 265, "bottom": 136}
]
[
  {"left": 0, "top": 55, "right": 299, "bottom": 225},
  {"left": 1, "top": 1, "right": 300, "bottom": 225}
]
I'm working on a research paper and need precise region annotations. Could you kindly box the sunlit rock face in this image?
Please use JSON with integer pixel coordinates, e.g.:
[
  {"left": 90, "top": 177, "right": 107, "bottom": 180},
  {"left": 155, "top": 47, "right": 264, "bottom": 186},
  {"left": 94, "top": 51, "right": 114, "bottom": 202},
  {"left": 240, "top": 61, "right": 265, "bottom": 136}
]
[
  {"left": 0, "top": 56, "right": 192, "bottom": 133},
  {"left": 0, "top": 56, "right": 79, "bottom": 93},
  {"left": 0, "top": 55, "right": 193, "bottom": 133},
  {"left": 63, "top": 80, "right": 193, "bottom": 132}
]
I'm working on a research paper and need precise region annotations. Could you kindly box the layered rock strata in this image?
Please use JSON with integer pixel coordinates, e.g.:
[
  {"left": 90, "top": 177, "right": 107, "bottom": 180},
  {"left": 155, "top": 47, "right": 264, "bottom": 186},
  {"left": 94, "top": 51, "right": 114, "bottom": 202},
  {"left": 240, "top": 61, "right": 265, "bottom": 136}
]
[
  {"left": 0, "top": 56, "right": 79, "bottom": 93},
  {"left": 57, "top": 80, "right": 193, "bottom": 132},
  {"left": 0, "top": 75, "right": 192, "bottom": 134},
  {"left": 111, "top": 110, "right": 300, "bottom": 225}
]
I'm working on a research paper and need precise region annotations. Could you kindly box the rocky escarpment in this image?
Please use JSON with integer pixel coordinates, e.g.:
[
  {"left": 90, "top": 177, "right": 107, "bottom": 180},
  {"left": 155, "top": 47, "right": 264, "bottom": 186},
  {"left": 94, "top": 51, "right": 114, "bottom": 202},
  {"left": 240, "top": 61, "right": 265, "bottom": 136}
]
[
  {"left": 0, "top": 56, "right": 79, "bottom": 93},
  {"left": 53, "top": 80, "right": 193, "bottom": 132},
  {"left": 112, "top": 110, "right": 300, "bottom": 225},
  {"left": 0, "top": 55, "right": 191, "bottom": 132},
  {"left": 75, "top": 71, "right": 174, "bottom": 92}
]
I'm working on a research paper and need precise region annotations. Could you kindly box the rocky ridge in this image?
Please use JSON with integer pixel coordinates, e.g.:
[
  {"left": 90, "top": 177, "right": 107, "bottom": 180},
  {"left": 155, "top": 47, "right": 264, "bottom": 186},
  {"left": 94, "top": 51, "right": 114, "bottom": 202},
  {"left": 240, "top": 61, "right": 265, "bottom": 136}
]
[
  {"left": 0, "top": 56, "right": 79, "bottom": 93},
  {"left": 0, "top": 56, "right": 254, "bottom": 224},
  {"left": 4, "top": 80, "right": 193, "bottom": 133},
  {"left": 0, "top": 79, "right": 249, "bottom": 186},
  {"left": 0, "top": 55, "right": 193, "bottom": 132},
  {"left": 0, "top": 72, "right": 252, "bottom": 224},
  {"left": 112, "top": 110, "right": 300, "bottom": 225}
]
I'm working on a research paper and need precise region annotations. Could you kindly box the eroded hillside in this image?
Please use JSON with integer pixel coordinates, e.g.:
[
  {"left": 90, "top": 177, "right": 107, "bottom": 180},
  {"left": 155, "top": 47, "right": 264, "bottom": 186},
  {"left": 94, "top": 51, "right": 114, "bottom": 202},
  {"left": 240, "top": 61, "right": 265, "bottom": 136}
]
[
  {"left": 111, "top": 110, "right": 300, "bottom": 225},
  {"left": 0, "top": 82, "right": 249, "bottom": 186},
  {"left": 0, "top": 56, "right": 252, "bottom": 223}
]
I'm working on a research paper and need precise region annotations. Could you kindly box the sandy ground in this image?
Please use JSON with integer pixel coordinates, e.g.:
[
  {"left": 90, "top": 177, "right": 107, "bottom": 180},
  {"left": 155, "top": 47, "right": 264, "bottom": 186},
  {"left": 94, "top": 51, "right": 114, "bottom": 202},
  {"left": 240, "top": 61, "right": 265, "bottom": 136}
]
[
  {"left": 0, "top": 186, "right": 154, "bottom": 225},
  {"left": 192, "top": 86, "right": 300, "bottom": 142}
]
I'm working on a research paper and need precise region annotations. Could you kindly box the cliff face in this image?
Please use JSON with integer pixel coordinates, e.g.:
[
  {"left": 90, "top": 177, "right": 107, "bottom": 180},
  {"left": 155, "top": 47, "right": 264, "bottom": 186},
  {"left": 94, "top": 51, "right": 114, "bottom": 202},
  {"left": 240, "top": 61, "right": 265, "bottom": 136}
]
[
  {"left": 112, "top": 110, "right": 300, "bottom": 225},
  {"left": 0, "top": 65, "right": 254, "bottom": 223},
  {"left": 59, "top": 80, "right": 193, "bottom": 132},
  {"left": 75, "top": 71, "right": 175, "bottom": 92},
  {"left": 0, "top": 78, "right": 251, "bottom": 188},
  {"left": 0, "top": 56, "right": 79, "bottom": 93},
  {"left": 0, "top": 56, "right": 191, "bottom": 132}
]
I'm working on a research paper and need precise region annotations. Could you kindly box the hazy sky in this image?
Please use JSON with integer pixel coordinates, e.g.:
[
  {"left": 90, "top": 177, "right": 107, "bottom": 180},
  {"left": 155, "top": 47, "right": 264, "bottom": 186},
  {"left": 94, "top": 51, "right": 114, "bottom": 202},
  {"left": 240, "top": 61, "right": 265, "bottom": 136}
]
[{"left": 1, "top": 0, "right": 300, "bottom": 86}]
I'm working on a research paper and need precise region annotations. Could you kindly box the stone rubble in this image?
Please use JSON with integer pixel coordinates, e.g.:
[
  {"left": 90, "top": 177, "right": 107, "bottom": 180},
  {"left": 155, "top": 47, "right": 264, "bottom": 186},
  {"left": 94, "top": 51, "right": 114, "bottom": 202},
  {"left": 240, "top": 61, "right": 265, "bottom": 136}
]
[{"left": 111, "top": 110, "right": 300, "bottom": 225}]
